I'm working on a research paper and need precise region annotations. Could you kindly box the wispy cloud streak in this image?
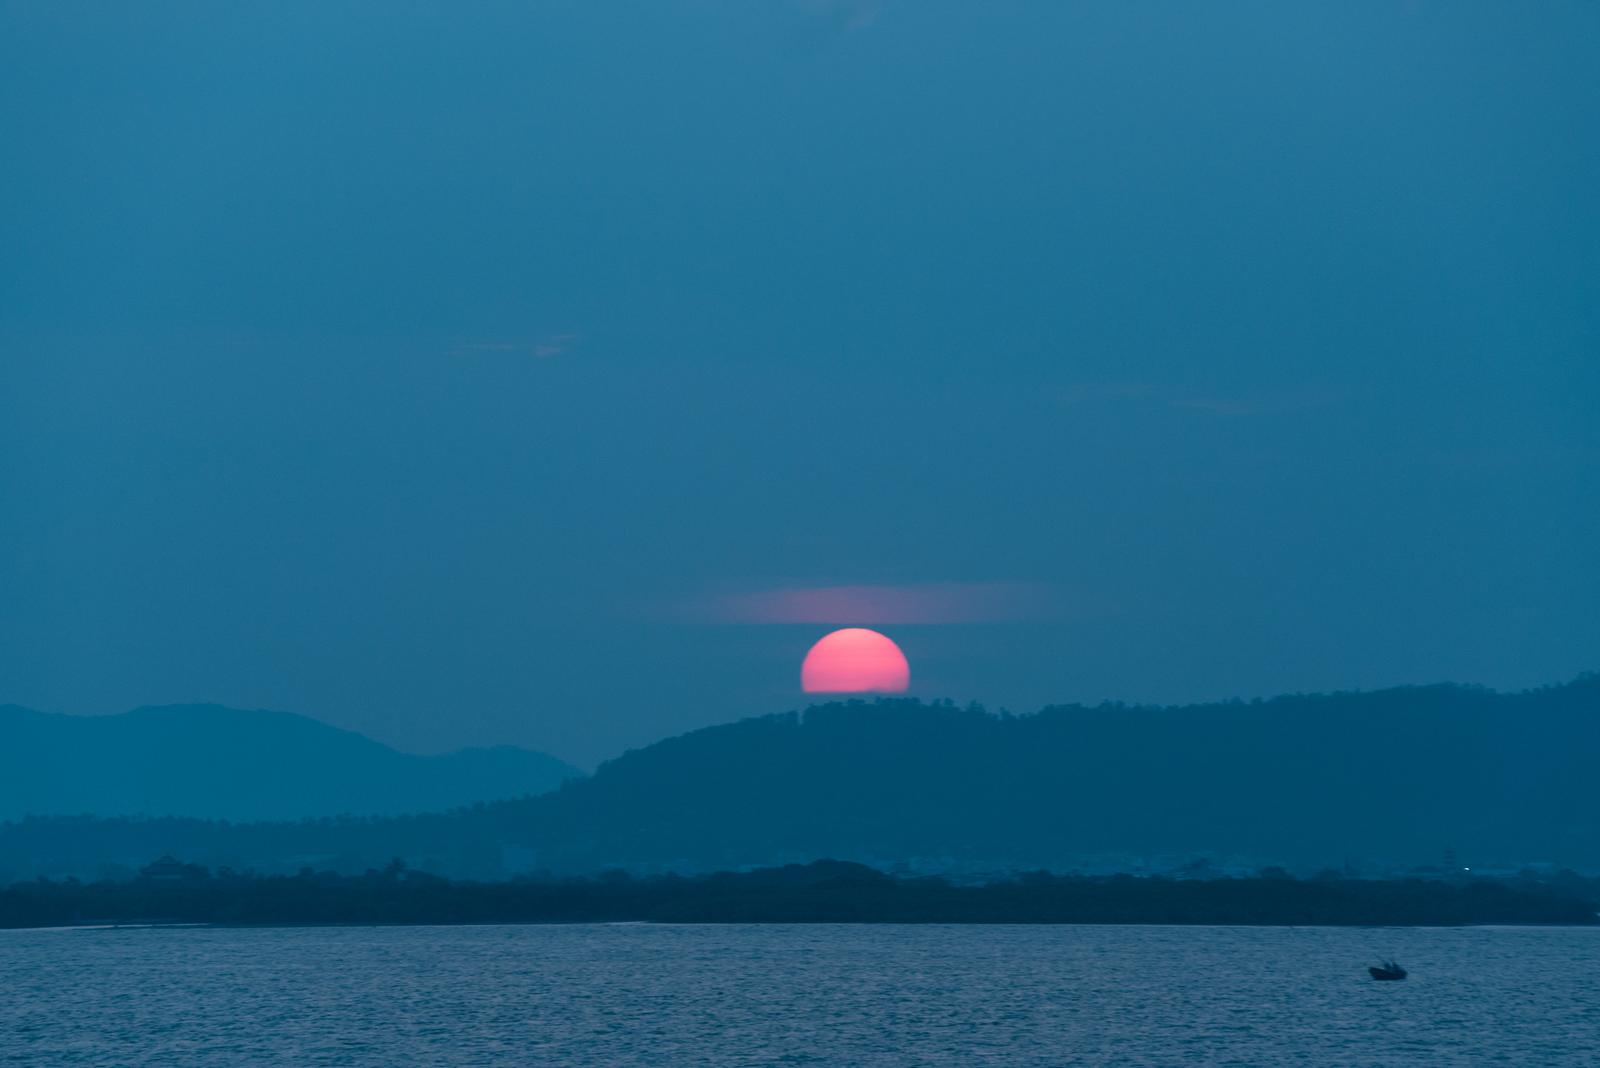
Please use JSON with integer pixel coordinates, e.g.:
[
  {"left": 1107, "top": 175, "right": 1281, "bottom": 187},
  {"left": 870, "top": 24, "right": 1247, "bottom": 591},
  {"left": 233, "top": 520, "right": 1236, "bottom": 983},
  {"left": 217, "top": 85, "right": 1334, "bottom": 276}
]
[
  {"left": 449, "top": 332, "right": 581, "bottom": 360},
  {"left": 1062, "top": 381, "right": 1342, "bottom": 417},
  {"left": 681, "top": 581, "right": 1058, "bottom": 625}
]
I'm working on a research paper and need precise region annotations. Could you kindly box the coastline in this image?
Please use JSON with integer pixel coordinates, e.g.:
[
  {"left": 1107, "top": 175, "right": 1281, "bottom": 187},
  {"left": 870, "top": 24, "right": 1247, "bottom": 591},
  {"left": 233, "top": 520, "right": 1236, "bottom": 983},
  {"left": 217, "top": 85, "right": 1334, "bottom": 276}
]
[{"left": 6, "top": 860, "right": 1596, "bottom": 931}]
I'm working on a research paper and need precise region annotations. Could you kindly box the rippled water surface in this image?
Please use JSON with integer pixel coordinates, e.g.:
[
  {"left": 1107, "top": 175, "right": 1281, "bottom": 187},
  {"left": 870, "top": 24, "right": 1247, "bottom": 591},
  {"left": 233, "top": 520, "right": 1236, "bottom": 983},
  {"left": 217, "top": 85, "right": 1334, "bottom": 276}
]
[{"left": 6, "top": 923, "right": 1600, "bottom": 1065}]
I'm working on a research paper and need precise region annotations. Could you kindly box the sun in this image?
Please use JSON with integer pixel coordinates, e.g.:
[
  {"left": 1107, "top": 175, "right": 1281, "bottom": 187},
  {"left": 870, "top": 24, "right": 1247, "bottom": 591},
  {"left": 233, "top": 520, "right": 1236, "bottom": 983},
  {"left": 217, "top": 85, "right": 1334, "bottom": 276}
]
[{"left": 800, "top": 628, "right": 910, "bottom": 693}]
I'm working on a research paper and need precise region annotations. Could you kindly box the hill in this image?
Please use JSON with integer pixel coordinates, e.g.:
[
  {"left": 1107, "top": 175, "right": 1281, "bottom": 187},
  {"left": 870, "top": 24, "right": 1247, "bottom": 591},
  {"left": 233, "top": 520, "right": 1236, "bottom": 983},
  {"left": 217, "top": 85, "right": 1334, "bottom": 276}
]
[
  {"left": 0, "top": 704, "right": 581, "bottom": 822},
  {"left": 495, "top": 675, "right": 1600, "bottom": 874},
  {"left": 2, "top": 676, "right": 1597, "bottom": 880}
]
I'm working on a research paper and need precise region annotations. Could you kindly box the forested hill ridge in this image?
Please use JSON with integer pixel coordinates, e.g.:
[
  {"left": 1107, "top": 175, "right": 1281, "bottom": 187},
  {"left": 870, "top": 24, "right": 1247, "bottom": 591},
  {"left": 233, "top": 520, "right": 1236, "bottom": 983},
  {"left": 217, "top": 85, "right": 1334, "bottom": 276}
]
[
  {"left": 0, "top": 703, "right": 582, "bottom": 822},
  {"left": 3, "top": 676, "right": 1597, "bottom": 882},
  {"left": 504, "top": 674, "right": 1600, "bottom": 873}
]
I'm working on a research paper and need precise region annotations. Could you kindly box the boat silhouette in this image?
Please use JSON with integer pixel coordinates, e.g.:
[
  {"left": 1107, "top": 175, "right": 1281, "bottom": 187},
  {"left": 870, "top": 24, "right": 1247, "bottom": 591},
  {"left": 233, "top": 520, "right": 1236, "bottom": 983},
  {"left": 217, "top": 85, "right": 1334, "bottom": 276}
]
[{"left": 1368, "top": 961, "right": 1407, "bottom": 981}]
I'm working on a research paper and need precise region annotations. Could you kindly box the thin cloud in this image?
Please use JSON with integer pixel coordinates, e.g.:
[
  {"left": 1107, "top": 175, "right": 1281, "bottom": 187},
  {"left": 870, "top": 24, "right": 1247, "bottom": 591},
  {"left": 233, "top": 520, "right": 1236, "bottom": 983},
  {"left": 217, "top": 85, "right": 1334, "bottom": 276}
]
[
  {"left": 449, "top": 332, "right": 581, "bottom": 360},
  {"left": 796, "top": 0, "right": 883, "bottom": 34},
  {"left": 679, "top": 581, "right": 1059, "bottom": 625},
  {"left": 1063, "top": 381, "right": 1341, "bottom": 417}
]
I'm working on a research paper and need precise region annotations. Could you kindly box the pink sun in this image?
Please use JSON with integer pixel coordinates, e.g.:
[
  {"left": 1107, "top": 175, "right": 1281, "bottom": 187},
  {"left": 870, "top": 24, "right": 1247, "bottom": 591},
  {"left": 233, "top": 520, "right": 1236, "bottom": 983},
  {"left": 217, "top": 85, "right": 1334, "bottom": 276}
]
[{"left": 800, "top": 628, "right": 910, "bottom": 693}]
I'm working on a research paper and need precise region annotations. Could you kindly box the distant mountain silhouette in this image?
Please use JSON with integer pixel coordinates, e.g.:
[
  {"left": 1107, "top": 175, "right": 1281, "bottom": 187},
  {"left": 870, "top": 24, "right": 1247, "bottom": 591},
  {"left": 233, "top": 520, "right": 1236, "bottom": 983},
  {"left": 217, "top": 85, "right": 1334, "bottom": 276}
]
[
  {"left": 0, "top": 704, "right": 581, "bottom": 822},
  {"left": 2, "top": 676, "right": 1598, "bottom": 880}
]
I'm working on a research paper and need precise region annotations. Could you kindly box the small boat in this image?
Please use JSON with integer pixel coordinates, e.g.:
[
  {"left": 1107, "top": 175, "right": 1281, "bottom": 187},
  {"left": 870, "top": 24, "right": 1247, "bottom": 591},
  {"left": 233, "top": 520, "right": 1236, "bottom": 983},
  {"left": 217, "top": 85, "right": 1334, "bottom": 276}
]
[{"left": 1369, "top": 961, "right": 1407, "bottom": 981}]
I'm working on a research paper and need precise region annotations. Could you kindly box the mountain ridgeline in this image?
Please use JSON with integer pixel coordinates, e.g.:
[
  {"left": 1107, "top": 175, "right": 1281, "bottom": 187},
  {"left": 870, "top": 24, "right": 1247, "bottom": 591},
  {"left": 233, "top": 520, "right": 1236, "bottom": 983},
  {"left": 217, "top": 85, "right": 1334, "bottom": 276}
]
[
  {"left": 2, "top": 676, "right": 1597, "bottom": 881},
  {"left": 0, "top": 704, "right": 582, "bottom": 823}
]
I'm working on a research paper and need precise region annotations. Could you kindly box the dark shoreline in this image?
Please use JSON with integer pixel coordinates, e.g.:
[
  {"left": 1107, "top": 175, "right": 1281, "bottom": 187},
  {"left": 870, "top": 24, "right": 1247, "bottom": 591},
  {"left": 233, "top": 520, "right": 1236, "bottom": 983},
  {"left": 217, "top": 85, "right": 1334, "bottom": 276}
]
[
  {"left": 14, "top": 915, "right": 1600, "bottom": 931},
  {"left": 6, "top": 860, "right": 1597, "bottom": 931}
]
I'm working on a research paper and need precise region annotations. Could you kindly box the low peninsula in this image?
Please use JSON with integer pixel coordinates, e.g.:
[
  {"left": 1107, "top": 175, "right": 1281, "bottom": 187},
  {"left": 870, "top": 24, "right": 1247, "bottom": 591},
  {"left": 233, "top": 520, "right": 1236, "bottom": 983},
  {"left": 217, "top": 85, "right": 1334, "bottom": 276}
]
[{"left": 4, "top": 860, "right": 1595, "bottom": 929}]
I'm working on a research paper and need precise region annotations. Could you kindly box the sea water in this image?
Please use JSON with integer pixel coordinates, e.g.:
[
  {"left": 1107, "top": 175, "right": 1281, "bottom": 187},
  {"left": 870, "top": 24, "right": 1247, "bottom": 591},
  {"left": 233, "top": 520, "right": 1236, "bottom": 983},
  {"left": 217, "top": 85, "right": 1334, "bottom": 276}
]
[{"left": 6, "top": 923, "right": 1599, "bottom": 1065}]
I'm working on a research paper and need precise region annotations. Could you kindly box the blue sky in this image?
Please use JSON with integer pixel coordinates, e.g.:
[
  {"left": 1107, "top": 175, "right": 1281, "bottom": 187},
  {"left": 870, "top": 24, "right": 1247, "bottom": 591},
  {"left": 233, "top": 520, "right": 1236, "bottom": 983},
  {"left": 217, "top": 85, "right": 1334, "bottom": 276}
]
[{"left": 2, "top": 2, "right": 1596, "bottom": 765}]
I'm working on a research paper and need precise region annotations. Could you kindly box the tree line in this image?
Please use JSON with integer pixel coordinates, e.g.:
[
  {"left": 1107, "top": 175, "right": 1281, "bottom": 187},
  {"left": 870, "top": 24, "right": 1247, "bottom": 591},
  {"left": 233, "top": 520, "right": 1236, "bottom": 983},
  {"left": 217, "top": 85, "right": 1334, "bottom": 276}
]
[{"left": 3, "top": 859, "right": 1595, "bottom": 929}]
